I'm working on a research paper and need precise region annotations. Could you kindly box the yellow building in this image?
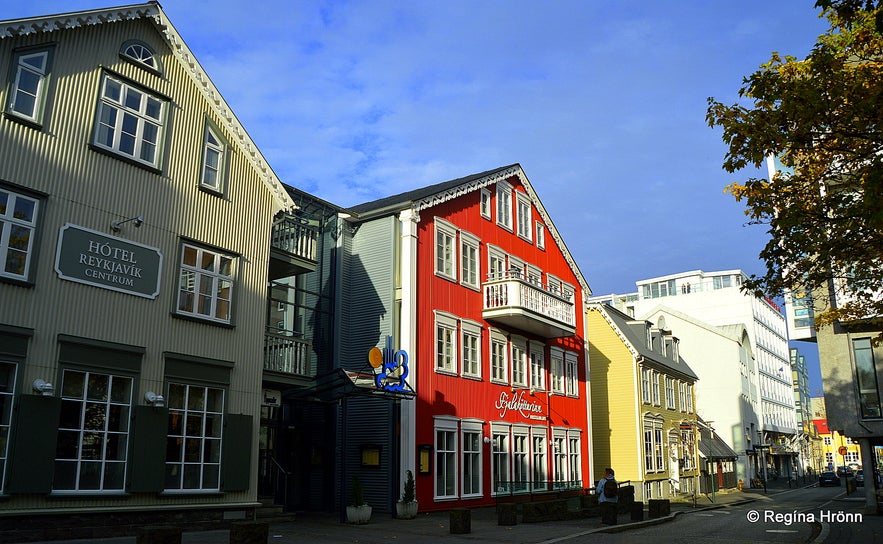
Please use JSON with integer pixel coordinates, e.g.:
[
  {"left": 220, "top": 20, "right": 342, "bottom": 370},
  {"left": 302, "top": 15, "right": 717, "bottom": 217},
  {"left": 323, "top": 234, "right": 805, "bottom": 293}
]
[
  {"left": 814, "top": 418, "right": 863, "bottom": 473},
  {"left": 587, "top": 303, "right": 700, "bottom": 501}
]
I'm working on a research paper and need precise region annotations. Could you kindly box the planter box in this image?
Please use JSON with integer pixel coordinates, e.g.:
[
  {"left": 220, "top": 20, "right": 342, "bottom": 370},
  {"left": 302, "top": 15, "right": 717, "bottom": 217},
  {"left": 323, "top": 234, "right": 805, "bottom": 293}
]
[
  {"left": 346, "top": 505, "right": 372, "bottom": 524},
  {"left": 396, "top": 501, "right": 418, "bottom": 519}
]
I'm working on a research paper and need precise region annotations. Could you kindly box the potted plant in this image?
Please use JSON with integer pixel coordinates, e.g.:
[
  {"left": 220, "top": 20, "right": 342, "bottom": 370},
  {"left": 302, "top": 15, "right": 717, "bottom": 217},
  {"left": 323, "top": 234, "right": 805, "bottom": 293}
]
[
  {"left": 346, "top": 475, "right": 372, "bottom": 524},
  {"left": 396, "top": 469, "right": 418, "bottom": 519}
]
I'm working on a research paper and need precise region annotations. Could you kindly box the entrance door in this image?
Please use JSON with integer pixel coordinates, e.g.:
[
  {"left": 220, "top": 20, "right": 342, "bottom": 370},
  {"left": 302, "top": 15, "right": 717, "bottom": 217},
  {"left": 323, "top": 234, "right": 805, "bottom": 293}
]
[{"left": 258, "top": 405, "right": 280, "bottom": 498}]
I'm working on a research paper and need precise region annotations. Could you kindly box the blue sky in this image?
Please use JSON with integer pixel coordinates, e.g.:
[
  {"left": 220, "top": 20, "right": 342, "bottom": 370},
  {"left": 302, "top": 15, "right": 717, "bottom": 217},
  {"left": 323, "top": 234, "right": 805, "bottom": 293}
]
[{"left": 3, "top": 0, "right": 829, "bottom": 392}]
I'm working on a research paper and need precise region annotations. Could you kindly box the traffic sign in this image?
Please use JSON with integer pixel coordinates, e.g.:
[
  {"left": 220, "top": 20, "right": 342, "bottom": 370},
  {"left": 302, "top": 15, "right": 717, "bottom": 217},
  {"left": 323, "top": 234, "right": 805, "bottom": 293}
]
[{"left": 838, "top": 445, "right": 848, "bottom": 455}]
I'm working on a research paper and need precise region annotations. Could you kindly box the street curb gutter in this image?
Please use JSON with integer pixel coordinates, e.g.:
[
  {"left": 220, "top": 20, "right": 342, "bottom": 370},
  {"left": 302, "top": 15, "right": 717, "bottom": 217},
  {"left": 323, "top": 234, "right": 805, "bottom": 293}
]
[{"left": 536, "top": 498, "right": 763, "bottom": 543}]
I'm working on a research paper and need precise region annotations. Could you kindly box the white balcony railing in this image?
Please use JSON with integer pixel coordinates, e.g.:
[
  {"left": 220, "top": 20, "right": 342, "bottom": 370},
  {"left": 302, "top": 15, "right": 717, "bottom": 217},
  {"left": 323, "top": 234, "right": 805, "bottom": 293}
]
[
  {"left": 264, "top": 332, "right": 311, "bottom": 376},
  {"left": 483, "top": 274, "right": 575, "bottom": 337}
]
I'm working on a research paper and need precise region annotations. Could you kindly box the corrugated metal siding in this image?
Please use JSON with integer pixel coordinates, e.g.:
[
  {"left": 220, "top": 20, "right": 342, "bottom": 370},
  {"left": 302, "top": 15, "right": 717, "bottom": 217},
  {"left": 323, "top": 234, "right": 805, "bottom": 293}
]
[
  {"left": 0, "top": 17, "right": 274, "bottom": 512},
  {"left": 340, "top": 217, "right": 396, "bottom": 367},
  {"left": 336, "top": 216, "right": 398, "bottom": 511}
]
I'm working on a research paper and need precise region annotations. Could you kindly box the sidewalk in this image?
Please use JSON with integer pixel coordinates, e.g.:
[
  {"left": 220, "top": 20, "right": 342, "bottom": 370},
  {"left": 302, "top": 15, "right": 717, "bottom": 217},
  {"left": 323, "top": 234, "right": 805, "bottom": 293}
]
[{"left": 22, "top": 485, "right": 768, "bottom": 544}]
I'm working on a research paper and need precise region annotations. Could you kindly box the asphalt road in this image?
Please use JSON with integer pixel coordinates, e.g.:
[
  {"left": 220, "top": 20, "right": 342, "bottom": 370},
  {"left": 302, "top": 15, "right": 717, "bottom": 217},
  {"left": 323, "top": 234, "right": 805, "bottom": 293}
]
[{"left": 565, "top": 486, "right": 856, "bottom": 544}]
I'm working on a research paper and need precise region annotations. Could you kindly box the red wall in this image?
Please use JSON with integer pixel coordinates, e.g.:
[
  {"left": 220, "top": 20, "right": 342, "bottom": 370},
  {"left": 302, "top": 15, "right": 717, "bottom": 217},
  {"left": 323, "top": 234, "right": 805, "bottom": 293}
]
[{"left": 410, "top": 174, "right": 589, "bottom": 510}]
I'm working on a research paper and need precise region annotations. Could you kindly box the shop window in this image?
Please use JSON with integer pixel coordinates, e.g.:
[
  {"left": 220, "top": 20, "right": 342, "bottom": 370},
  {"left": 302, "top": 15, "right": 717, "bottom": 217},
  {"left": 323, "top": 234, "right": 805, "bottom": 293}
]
[
  {"left": 53, "top": 370, "right": 133, "bottom": 493},
  {"left": 164, "top": 382, "right": 225, "bottom": 491},
  {"left": 0, "top": 362, "right": 16, "bottom": 492}
]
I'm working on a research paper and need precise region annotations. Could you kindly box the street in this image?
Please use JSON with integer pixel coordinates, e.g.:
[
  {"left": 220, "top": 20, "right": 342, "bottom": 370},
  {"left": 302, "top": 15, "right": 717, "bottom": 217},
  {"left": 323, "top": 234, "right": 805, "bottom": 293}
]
[{"left": 568, "top": 486, "right": 864, "bottom": 544}]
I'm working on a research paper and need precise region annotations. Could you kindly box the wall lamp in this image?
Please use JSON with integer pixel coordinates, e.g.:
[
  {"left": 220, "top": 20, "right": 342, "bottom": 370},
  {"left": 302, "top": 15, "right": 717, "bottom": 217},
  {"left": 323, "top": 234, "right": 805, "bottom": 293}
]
[
  {"left": 111, "top": 215, "right": 144, "bottom": 232},
  {"left": 144, "top": 391, "right": 165, "bottom": 408},
  {"left": 33, "top": 378, "right": 55, "bottom": 396}
]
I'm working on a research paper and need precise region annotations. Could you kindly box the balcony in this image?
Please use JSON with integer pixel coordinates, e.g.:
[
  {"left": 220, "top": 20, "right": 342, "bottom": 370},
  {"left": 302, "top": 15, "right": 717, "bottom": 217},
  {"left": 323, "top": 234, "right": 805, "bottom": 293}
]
[
  {"left": 264, "top": 331, "right": 312, "bottom": 379},
  {"left": 483, "top": 274, "right": 576, "bottom": 338},
  {"left": 269, "top": 214, "right": 319, "bottom": 280}
]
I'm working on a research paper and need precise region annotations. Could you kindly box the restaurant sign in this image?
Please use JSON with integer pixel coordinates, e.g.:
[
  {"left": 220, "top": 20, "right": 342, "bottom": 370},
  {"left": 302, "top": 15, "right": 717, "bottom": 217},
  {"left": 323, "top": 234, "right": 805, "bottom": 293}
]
[{"left": 55, "top": 224, "right": 162, "bottom": 299}]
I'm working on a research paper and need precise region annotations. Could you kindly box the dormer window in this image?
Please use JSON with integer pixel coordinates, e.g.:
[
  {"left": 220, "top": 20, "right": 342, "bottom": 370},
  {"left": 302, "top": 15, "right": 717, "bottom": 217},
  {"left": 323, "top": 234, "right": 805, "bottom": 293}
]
[{"left": 120, "top": 40, "right": 161, "bottom": 74}]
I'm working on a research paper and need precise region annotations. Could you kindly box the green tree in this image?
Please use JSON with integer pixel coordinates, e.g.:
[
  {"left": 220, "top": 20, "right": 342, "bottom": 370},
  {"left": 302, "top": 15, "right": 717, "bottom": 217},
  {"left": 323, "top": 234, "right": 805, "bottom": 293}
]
[{"left": 706, "top": 3, "right": 883, "bottom": 332}]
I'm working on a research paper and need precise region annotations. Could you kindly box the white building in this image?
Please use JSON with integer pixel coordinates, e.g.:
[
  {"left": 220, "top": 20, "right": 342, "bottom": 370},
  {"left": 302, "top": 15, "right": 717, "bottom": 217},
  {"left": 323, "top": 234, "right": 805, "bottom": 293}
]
[
  {"left": 590, "top": 269, "right": 800, "bottom": 480},
  {"left": 635, "top": 306, "right": 759, "bottom": 482}
]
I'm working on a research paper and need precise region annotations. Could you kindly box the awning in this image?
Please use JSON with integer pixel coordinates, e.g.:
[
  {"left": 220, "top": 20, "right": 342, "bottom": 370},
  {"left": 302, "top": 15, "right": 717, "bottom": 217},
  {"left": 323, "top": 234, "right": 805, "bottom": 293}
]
[
  {"left": 699, "top": 426, "right": 739, "bottom": 460},
  {"left": 282, "top": 367, "right": 416, "bottom": 402}
]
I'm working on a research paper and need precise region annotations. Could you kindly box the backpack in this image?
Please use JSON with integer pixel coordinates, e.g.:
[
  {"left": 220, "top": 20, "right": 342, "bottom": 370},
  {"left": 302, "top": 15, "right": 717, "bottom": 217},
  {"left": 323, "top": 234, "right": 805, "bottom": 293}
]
[{"left": 603, "top": 478, "right": 618, "bottom": 498}]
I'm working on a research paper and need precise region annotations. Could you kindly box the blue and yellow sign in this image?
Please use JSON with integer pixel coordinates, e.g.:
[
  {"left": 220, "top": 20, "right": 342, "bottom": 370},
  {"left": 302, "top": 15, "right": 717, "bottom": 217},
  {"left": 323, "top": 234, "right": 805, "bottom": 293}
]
[{"left": 368, "top": 336, "right": 409, "bottom": 392}]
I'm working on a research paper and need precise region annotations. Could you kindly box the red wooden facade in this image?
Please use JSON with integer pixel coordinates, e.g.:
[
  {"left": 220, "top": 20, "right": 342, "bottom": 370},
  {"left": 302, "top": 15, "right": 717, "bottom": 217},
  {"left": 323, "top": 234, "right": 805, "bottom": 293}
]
[{"left": 409, "top": 170, "right": 590, "bottom": 511}]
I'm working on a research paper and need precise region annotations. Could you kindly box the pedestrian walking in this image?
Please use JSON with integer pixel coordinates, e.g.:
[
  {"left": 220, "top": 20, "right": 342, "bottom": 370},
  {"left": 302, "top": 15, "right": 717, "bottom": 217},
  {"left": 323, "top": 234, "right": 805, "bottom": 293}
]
[{"left": 597, "top": 467, "right": 619, "bottom": 525}]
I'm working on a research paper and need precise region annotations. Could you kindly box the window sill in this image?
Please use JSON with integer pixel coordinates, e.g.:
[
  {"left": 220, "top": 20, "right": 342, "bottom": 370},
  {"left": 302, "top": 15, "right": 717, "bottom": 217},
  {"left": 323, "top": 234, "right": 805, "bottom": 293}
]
[
  {"left": 159, "top": 490, "right": 224, "bottom": 497},
  {"left": 171, "top": 312, "right": 235, "bottom": 329},
  {"left": 48, "top": 492, "right": 130, "bottom": 499}
]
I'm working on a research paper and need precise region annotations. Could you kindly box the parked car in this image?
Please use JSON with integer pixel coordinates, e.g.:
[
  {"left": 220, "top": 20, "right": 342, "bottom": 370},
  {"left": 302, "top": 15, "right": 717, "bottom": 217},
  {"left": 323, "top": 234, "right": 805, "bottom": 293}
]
[
  {"left": 836, "top": 465, "right": 853, "bottom": 477},
  {"left": 855, "top": 470, "right": 864, "bottom": 486},
  {"left": 819, "top": 471, "right": 841, "bottom": 487}
]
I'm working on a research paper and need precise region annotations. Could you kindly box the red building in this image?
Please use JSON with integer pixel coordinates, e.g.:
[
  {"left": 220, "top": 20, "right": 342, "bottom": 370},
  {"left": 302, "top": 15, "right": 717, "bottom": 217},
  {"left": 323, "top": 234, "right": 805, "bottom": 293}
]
[{"left": 347, "top": 164, "right": 591, "bottom": 512}]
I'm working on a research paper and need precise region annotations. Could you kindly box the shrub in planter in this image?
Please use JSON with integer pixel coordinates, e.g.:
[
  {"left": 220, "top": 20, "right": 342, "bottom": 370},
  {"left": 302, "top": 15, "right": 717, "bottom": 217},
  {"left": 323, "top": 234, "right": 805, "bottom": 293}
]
[{"left": 396, "top": 470, "right": 418, "bottom": 519}]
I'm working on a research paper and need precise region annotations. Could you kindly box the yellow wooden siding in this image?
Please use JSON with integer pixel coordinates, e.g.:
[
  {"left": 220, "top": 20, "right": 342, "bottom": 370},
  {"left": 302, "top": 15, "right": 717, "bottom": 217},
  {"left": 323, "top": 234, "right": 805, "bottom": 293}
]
[{"left": 586, "top": 309, "right": 641, "bottom": 484}]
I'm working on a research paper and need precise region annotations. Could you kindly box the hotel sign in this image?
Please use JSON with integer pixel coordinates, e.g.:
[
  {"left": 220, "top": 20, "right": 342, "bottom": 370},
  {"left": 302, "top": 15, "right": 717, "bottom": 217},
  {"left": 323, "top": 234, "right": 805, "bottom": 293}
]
[{"left": 55, "top": 224, "right": 162, "bottom": 299}]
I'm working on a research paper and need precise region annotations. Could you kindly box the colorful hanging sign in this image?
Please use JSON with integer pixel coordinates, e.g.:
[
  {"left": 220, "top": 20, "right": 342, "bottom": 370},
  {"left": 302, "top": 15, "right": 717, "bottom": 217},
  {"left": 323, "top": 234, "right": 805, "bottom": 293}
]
[{"left": 368, "top": 336, "right": 409, "bottom": 392}]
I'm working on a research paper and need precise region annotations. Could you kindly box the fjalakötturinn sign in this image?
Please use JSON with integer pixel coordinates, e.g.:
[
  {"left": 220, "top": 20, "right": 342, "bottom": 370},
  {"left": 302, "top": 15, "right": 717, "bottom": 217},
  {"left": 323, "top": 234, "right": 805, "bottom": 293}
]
[{"left": 55, "top": 224, "right": 163, "bottom": 299}]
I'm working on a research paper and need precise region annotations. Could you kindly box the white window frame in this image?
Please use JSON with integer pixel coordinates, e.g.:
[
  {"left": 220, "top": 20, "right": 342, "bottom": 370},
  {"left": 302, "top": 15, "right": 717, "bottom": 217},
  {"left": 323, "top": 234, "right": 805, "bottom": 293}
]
[
  {"left": 686, "top": 383, "right": 694, "bottom": 413},
  {"left": 508, "top": 255, "right": 525, "bottom": 281},
  {"left": 550, "top": 348, "right": 565, "bottom": 394},
  {"left": 651, "top": 370, "right": 660, "bottom": 406},
  {"left": 665, "top": 377, "right": 676, "bottom": 409},
  {"left": 491, "top": 424, "right": 510, "bottom": 495},
  {"left": 567, "top": 431, "right": 582, "bottom": 486},
  {"left": 488, "top": 245, "right": 506, "bottom": 281},
  {"left": 490, "top": 330, "right": 509, "bottom": 384},
  {"left": 459, "top": 230, "right": 479, "bottom": 290},
  {"left": 435, "top": 311, "right": 458, "bottom": 374},
  {"left": 7, "top": 48, "right": 52, "bottom": 123},
  {"left": 531, "top": 427, "right": 548, "bottom": 491},
  {"left": 511, "top": 337, "right": 527, "bottom": 387},
  {"left": 461, "top": 420, "right": 483, "bottom": 498},
  {"left": 0, "top": 362, "right": 17, "bottom": 492},
  {"left": 92, "top": 73, "right": 165, "bottom": 168},
  {"left": 552, "top": 430, "right": 567, "bottom": 487},
  {"left": 641, "top": 367, "right": 652, "bottom": 404},
  {"left": 516, "top": 191, "right": 532, "bottom": 241},
  {"left": 565, "top": 352, "right": 579, "bottom": 397},
  {"left": 120, "top": 41, "right": 159, "bottom": 72},
  {"left": 535, "top": 221, "right": 546, "bottom": 250},
  {"left": 529, "top": 343, "right": 545, "bottom": 391},
  {"left": 434, "top": 218, "right": 457, "bottom": 281},
  {"left": 0, "top": 188, "right": 39, "bottom": 281},
  {"left": 480, "top": 188, "right": 491, "bottom": 220},
  {"left": 434, "top": 417, "right": 458, "bottom": 499},
  {"left": 164, "top": 382, "right": 225, "bottom": 492},
  {"left": 461, "top": 320, "right": 482, "bottom": 379},
  {"left": 496, "top": 181, "right": 513, "bottom": 231},
  {"left": 643, "top": 416, "right": 665, "bottom": 473},
  {"left": 53, "top": 369, "right": 133, "bottom": 493},
  {"left": 176, "top": 243, "right": 235, "bottom": 324},
  {"left": 512, "top": 426, "right": 529, "bottom": 493},
  {"left": 678, "top": 381, "right": 687, "bottom": 412},
  {"left": 526, "top": 264, "right": 542, "bottom": 287},
  {"left": 200, "top": 123, "right": 226, "bottom": 193}
]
